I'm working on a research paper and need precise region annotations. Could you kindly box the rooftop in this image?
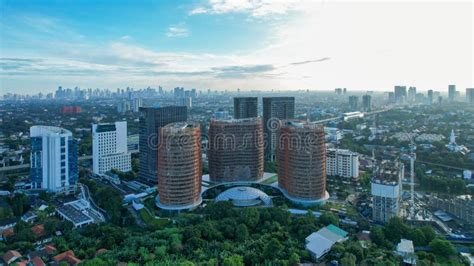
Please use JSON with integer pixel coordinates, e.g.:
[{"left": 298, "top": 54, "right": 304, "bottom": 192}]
[{"left": 215, "top": 186, "right": 272, "bottom": 207}]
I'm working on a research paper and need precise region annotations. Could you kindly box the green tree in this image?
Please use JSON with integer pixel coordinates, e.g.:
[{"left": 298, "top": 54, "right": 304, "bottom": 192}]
[
  {"left": 370, "top": 226, "right": 385, "bottom": 246},
  {"left": 263, "top": 238, "right": 283, "bottom": 259},
  {"left": 383, "top": 217, "right": 408, "bottom": 243},
  {"left": 340, "top": 253, "right": 357, "bottom": 266},
  {"left": 222, "top": 255, "right": 244, "bottom": 266},
  {"left": 319, "top": 212, "right": 339, "bottom": 226},
  {"left": 429, "top": 238, "right": 455, "bottom": 258},
  {"left": 239, "top": 208, "right": 260, "bottom": 229},
  {"left": 288, "top": 252, "right": 300, "bottom": 266},
  {"left": 235, "top": 224, "right": 249, "bottom": 242}
]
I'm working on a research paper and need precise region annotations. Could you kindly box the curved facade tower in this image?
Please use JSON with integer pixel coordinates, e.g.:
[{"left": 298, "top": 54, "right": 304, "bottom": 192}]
[
  {"left": 277, "top": 120, "right": 328, "bottom": 205},
  {"left": 208, "top": 118, "right": 264, "bottom": 182},
  {"left": 156, "top": 122, "right": 202, "bottom": 210}
]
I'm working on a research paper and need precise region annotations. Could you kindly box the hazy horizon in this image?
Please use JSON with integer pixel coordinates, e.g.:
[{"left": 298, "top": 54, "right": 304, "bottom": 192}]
[{"left": 1, "top": 0, "right": 473, "bottom": 94}]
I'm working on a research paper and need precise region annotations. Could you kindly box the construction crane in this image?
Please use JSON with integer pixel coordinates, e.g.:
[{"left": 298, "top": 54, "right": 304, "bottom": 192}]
[{"left": 405, "top": 132, "right": 417, "bottom": 219}]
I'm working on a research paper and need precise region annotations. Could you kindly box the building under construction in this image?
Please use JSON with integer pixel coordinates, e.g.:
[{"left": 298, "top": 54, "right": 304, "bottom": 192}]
[
  {"left": 277, "top": 120, "right": 328, "bottom": 205},
  {"left": 156, "top": 122, "right": 202, "bottom": 210},
  {"left": 208, "top": 118, "right": 264, "bottom": 182},
  {"left": 371, "top": 160, "right": 404, "bottom": 223}
]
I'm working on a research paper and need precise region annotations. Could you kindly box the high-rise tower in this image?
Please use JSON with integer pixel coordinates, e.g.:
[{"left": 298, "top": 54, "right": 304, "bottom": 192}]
[
  {"left": 155, "top": 122, "right": 202, "bottom": 210},
  {"left": 234, "top": 97, "right": 258, "bottom": 119},
  {"left": 263, "top": 97, "right": 295, "bottom": 161}
]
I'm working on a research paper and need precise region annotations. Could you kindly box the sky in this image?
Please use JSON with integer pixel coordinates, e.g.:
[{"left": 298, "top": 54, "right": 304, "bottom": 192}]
[{"left": 0, "top": 0, "right": 473, "bottom": 94}]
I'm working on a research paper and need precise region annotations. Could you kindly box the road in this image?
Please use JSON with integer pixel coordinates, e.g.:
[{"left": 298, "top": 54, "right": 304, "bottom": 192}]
[
  {"left": 313, "top": 107, "right": 394, "bottom": 124},
  {"left": 0, "top": 149, "right": 139, "bottom": 173}
]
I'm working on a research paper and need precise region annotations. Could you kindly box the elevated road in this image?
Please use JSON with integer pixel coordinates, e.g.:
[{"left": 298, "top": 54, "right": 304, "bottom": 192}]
[
  {"left": 313, "top": 107, "right": 395, "bottom": 124},
  {"left": 0, "top": 149, "right": 139, "bottom": 173}
]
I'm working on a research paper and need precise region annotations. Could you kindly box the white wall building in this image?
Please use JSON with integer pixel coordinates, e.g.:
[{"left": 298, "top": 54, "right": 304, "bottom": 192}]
[
  {"left": 30, "top": 126, "right": 78, "bottom": 193},
  {"left": 371, "top": 160, "right": 404, "bottom": 223},
  {"left": 326, "top": 148, "right": 359, "bottom": 179},
  {"left": 92, "top": 121, "right": 131, "bottom": 175}
]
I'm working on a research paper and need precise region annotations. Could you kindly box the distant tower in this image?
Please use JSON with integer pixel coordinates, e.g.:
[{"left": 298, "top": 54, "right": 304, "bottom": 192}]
[
  {"left": 263, "top": 97, "right": 295, "bottom": 161},
  {"left": 450, "top": 129, "right": 456, "bottom": 144},
  {"left": 234, "top": 97, "right": 258, "bottom": 119},
  {"left": 156, "top": 122, "right": 202, "bottom": 210},
  {"left": 448, "top": 85, "right": 456, "bottom": 102},
  {"left": 277, "top": 120, "right": 328, "bottom": 205},
  {"left": 348, "top": 96, "right": 359, "bottom": 111}
]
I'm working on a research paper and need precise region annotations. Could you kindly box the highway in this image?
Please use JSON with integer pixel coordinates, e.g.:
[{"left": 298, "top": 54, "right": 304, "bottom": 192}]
[
  {"left": 313, "top": 107, "right": 395, "bottom": 124},
  {"left": 0, "top": 149, "right": 139, "bottom": 173}
]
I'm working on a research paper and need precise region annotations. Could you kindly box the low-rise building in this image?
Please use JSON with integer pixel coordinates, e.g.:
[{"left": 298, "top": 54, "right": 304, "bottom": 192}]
[
  {"left": 430, "top": 195, "right": 474, "bottom": 224},
  {"left": 395, "top": 239, "right": 416, "bottom": 265},
  {"left": 305, "top": 224, "right": 348, "bottom": 260}
]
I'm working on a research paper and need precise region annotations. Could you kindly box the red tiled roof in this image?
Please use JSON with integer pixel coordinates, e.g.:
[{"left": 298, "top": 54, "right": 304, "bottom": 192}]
[
  {"left": 31, "top": 224, "right": 45, "bottom": 237},
  {"left": 2, "top": 228, "right": 14, "bottom": 238},
  {"left": 30, "top": 256, "right": 45, "bottom": 266},
  {"left": 53, "top": 250, "right": 81, "bottom": 265},
  {"left": 43, "top": 244, "right": 57, "bottom": 255},
  {"left": 2, "top": 250, "right": 22, "bottom": 264}
]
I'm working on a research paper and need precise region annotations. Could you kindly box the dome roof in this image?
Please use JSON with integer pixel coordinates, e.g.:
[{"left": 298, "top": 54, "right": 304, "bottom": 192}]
[{"left": 215, "top": 186, "right": 272, "bottom": 207}]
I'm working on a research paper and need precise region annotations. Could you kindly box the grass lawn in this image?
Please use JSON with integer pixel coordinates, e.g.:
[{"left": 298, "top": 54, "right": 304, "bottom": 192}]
[
  {"left": 139, "top": 208, "right": 170, "bottom": 228},
  {"left": 261, "top": 175, "right": 278, "bottom": 185}
]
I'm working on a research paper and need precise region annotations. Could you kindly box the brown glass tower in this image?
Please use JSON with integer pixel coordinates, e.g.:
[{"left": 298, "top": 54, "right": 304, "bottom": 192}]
[
  {"left": 156, "top": 122, "right": 202, "bottom": 210},
  {"left": 277, "top": 120, "right": 328, "bottom": 204},
  {"left": 208, "top": 118, "right": 264, "bottom": 182}
]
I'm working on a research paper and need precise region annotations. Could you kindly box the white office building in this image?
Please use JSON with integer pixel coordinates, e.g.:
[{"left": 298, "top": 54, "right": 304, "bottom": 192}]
[
  {"left": 326, "top": 148, "right": 359, "bottom": 179},
  {"left": 30, "top": 126, "right": 78, "bottom": 193},
  {"left": 92, "top": 121, "right": 131, "bottom": 175}
]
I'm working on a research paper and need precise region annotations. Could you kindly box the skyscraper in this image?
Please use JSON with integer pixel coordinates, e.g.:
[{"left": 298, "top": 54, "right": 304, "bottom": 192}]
[
  {"left": 92, "top": 121, "right": 131, "bottom": 175},
  {"left": 348, "top": 96, "right": 359, "bottom": 111},
  {"left": 234, "top": 97, "right": 258, "bottom": 119},
  {"left": 362, "top": 94, "right": 372, "bottom": 111},
  {"left": 30, "top": 126, "right": 78, "bottom": 193},
  {"left": 467, "top": 88, "right": 474, "bottom": 104},
  {"left": 448, "top": 85, "right": 456, "bottom": 102},
  {"left": 208, "top": 118, "right": 264, "bottom": 182},
  {"left": 408, "top": 87, "right": 417, "bottom": 103},
  {"left": 155, "top": 122, "right": 202, "bottom": 210},
  {"left": 427, "top": 90, "right": 434, "bottom": 105},
  {"left": 139, "top": 106, "right": 187, "bottom": 182},
  {"left": 277, "top": 121, "right": 328, "bottom": 205},
  {"left": 263, "top": 97, "right": 295, "bottom": 161},
  {"left": 394, "top": 86, "right": 407, "bottom": 104},
  {"left": 132, "top": 98, "right": 143, "bottom": 112}
]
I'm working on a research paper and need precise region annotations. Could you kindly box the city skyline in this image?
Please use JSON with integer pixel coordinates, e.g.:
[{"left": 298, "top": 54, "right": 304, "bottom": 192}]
[{"left": 1, "top": 0, "right": 473, "bottom": 94}]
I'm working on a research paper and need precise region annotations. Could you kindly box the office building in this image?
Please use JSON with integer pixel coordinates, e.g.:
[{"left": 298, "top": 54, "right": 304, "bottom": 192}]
[
  {"left": 408, "top": 87, "right": 416, "bottom": 103},
  {"left": 362, "top": 95, "right": 372, "bottom": 111},
  {"left": 427, "top": 90, "right": 434, "bottom": 105},
  {"left": 208, "top": 118, "right": 264, "bottom": 182},
  {"left": 92, "top": 121, "right": 131, "bottom": 175},
  {"left": 263, "top": 97, "right": 295, "bottom": 161},
  {"left": 394, "top": 86, "right": 407, "bottom": 104},
  {"left": 179, "top": 97, "right": 192, "bottom": 108},
  {"left": 371, "top": 160, "right": 404, "bottom": 223},
  {"left": 117, "top": 101, "right": 131, "bottom": 113},
  {"left": 139, "top": 106, "right": 187, "bottom": 182},
  {"left": 214, "top": 108, "right": 230, "bottom": 120},
  {"left": 348, "top": 96, "right": 359, "bottom": 111},
  {"left": 448, "top": 85, "right": 456, "bottom": 102},
  {"left": 30, "top": 126, "right": 78, "bottom": 193},
  {"left": 467, "top": 88, "right": 474, "bottom": 104},
  {"left": 156, "top": 122, "right": 202, "bottom": 210},
  {"left": 277, "top": 121, "right": 328, "bottom": 205},
  {"left": 326, "top": 148, "right": 359, "bottom": 179},
  {"left": 234, "top": 97, "right": 258, "bottom": 119},
  {"left": 132, "top": 98, "right": 143, "bottom": 112}
]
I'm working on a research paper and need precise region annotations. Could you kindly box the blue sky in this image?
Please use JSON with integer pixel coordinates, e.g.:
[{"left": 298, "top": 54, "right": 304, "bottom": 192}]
[{"left": 0, "top": 0, "right": 473, "bottom": 94}]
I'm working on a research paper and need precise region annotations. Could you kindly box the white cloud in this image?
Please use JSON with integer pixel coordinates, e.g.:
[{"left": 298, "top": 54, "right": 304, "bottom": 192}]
[
  {"left": 190, "top": 0, "right": 303, "bottom": 17},
  {"left": 166, "top": 26, "right": 189, "bottom": 38}
]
